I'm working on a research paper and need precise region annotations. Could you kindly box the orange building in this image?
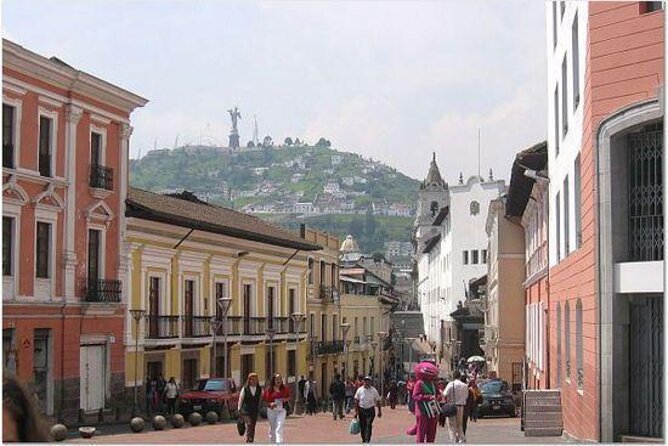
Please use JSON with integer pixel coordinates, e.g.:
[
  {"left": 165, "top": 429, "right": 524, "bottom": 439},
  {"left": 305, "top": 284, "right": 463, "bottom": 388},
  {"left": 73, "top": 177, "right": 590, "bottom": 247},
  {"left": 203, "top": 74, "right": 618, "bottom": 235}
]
[{"left": 2, "top": 39, "right": 147, "bottom": 423}]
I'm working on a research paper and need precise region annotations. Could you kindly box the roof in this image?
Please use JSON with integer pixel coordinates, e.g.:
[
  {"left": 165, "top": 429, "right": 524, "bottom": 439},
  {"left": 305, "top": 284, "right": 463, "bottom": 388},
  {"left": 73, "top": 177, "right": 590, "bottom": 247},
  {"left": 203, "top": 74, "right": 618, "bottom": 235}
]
[
  {"left": 422, "top": 235, "right": 441, "bottom": 254},
  {"left": 506, "top": 141, "right": 548, "bottom": 218},
  {"left": 340, "top": 275, "right": 366, "bottom": 284},
  {"left": 422, "top": 152, "right": 446, "bottom": 189},
  {"left": 340, "top": 268, "right": 366, "bottom": 276},
  {"left": 126, "top": 188, "right": 321, "bottom": 251},
  {"left": 432, "top": 206, "right": 449, "bottom": 226}
]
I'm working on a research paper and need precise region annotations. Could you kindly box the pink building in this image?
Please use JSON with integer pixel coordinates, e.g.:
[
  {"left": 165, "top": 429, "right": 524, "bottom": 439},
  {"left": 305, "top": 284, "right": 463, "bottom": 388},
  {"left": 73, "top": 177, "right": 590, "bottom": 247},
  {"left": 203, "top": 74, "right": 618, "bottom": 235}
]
[
  {"left": 2, "top": 39, "right": 147, "bottom": 422},
  {"left": 546, "top": 2, "right": 663, "bottom": 441}
]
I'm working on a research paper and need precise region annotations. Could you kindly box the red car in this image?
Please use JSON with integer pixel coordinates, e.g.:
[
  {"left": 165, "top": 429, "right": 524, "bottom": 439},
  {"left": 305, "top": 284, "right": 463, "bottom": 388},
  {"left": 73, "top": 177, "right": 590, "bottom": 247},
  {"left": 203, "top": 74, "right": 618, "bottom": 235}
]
[{"left": 179, "top": 378, "right": 240, "bottom": 417}]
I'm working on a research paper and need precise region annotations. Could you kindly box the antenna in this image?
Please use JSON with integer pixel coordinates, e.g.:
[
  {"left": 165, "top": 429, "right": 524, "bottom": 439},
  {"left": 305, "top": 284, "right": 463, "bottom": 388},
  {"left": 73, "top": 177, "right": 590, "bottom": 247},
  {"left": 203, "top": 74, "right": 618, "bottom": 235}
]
[{"left": 474, "top": 128, "right": 482, "bottom": 179}]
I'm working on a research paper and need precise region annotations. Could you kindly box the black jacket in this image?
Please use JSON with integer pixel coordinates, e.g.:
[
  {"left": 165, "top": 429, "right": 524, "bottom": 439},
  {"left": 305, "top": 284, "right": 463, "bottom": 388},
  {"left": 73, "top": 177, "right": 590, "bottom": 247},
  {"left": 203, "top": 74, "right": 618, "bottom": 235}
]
[{"left": 329, "top": 379, "right": 346, "bottom": 400}]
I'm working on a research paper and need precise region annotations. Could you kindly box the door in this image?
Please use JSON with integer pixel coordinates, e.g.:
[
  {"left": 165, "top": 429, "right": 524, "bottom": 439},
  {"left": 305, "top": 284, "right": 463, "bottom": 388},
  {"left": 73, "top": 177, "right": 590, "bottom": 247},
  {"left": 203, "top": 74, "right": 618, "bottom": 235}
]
[
  {"left": 33, "top": 329, "right": 52, "bottom": 415},
  {"left": 80, "top": 345, "right": 106, "bottom": 411},
  {"left": 88, "top": 230, "right": 101, "bottom": 289},
  {"left": 182, "top": 358, "right": 198, "bottom": 391},
  {"left": 629, "top": 296, "right": 663, "bottom": 438},
  {"left": 267, "top": 287, "right": 275, "bottom": 331},
  {"left": 288, "top": 289, "right": 295, "bottom": 333},
  {"left": 149, "top": 278, "right": 160, "bottom": 338},
  {"left": 243, "top": 284, "right": 251, "bottom": 335},
  {"left": 184, "top": 280, "right": 194, "bottom": 337},
  {"left": 241, "top": 354, "right": 254, "bottom": 384},
  {"left": 321, "top": 362, "right": 327, "bottom": 397},
  {"left": 91, "top": 132, "right": 101, "bottom": 166}
]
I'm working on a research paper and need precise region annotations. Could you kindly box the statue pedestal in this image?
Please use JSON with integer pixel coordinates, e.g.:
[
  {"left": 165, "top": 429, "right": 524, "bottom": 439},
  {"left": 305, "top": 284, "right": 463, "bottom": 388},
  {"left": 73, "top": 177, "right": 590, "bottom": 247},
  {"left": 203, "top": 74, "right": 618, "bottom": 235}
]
[{"left": 229, "top": 133, "right": 240, "bottom": 149}]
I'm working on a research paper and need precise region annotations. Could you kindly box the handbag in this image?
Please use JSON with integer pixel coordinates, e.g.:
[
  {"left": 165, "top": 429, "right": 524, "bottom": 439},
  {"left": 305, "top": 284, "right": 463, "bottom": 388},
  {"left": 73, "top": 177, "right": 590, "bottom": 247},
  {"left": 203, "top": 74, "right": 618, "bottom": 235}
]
[
  {"left": 236, "top": 418, "right": 246, "bottom": 436},
  {"left": 417, "top": 382, "right": 441, "bottom": 419},
  {"left": 349, "top": 418, "right": 361, "bottom": 435},
  {"left": 440, "top": 402, "right": 457, "bottom": 417}
]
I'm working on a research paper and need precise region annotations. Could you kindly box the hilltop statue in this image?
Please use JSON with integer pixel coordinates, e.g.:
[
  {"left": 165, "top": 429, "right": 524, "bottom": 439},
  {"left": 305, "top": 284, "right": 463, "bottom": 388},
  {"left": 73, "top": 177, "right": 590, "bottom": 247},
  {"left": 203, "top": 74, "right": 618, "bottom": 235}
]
[{"left": 228, "top": 106, "right": 241, "bottom": 149}]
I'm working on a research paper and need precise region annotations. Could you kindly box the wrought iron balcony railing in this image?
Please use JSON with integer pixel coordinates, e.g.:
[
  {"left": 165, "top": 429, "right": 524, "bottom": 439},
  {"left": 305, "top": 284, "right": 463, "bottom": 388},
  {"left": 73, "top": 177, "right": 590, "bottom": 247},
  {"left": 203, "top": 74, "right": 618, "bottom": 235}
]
[
  {"left": 183, "top": 315, "right": 210, "bottom": 337},
  {"left": 316, "top": 340, "right": 344, "bottom": 355},
  {"left": 89, "top": 164, "right": 114, "bottom": 191},
  {"left": 146, "top": 315, "right": 179, "bottom": 339},
  {"left": 212, "top": 316, "right": 309, "bottom": 336},
  {"left": 85, "top": 279, "right": 121, "bottom": 302}
]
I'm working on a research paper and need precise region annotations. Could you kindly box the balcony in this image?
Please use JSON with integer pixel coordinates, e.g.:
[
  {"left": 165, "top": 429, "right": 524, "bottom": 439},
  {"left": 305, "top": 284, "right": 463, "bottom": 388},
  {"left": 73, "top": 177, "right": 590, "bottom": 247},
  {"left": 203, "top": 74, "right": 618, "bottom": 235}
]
[
  {"left": 316, "top": 340, "right": 344, "bottom": 355},
  {"left": 182, "top": 316, "right": 210, "bottom": 337},
  {"left": 146, "top": 315, "right": 179, "bottom": 339},
  {"left": 89, "top": 164, "right": 114, "bottom": 191},
  {"left": 85, "top": 279, "right": 121, "bottom": 303},
  {"left": 319, "top": 285, "right": 338, "bottom": 302},
  {"left": 223, "top": 316, "right": 308, "bottom": 336}
]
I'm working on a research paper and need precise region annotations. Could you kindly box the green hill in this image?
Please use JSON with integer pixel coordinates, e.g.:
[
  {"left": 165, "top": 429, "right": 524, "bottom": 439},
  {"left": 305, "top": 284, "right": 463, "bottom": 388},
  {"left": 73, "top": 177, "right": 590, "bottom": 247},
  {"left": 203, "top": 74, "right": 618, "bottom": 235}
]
[{"left": 129, "top": 144, "right": 419, "bottom": 252}]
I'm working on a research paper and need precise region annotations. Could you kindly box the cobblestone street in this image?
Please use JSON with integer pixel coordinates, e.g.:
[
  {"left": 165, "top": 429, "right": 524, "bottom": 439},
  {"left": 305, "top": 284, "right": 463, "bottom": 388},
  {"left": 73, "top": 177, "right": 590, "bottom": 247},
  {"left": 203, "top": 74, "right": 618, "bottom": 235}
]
[{"left": 68, "top": 407, "right": 566, "bottom": 444}]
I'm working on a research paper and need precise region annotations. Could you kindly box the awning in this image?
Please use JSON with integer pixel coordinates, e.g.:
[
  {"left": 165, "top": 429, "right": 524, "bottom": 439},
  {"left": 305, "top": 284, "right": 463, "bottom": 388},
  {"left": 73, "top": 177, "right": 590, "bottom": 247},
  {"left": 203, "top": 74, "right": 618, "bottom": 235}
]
[{"left": 411, "top": 340, "right": 434, "bottom": 356}]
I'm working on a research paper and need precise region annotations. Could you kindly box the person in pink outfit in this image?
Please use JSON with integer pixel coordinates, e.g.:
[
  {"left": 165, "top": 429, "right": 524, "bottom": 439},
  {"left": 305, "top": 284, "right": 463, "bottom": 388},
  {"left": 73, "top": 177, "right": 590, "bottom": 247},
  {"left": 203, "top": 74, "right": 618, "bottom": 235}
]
[{"left": 411, "top": 362, "right": 440, "bottom": 443}]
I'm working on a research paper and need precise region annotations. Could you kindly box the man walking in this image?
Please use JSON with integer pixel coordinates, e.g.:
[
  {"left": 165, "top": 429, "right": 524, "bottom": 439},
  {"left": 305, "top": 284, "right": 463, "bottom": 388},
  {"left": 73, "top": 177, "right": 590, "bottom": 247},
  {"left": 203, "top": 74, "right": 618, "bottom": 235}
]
[
  {"left": 444, "top": 371, "right": 469, "bottom": 443},
  {"left": 304, "top": 376, "right": 318, "bottom": 415},
  {"left": 329, "top": 373, "right": 346, "bottom": 420},
  {"left": 354, "top": 376, "right": 382, "bottom": 444}
]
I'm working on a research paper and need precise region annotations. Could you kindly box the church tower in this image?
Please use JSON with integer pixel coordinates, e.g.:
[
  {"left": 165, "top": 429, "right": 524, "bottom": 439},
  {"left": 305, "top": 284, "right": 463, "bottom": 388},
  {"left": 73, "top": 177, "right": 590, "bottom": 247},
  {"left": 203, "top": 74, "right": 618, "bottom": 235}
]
[{"left": 413, "top": 152, "right": 449, "bottom": 245}]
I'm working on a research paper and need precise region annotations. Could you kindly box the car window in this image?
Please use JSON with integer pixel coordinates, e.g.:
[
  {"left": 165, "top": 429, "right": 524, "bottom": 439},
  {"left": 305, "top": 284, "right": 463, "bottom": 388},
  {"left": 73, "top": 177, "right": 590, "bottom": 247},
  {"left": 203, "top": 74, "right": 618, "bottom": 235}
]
[
  {"left": 481, "top": 381, "right": 505, "bottom": 394},
  {"left": 202, "top": 379, "right": 230, "bottom": 392}
]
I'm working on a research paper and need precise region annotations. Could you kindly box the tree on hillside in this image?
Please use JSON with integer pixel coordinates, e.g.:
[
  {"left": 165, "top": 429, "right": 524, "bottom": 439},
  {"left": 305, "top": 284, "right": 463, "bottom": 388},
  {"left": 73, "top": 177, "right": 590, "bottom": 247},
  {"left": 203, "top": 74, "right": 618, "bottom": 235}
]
[
  {"left": 364, "top": 209, "right": 377, "bottom": 237},
  {"left": 294, "top": 137, "right": 302, "bottom": 146},
  {"left": 315, "top": 137, "right": 331, "bottom": 148},
  {"left": 347, "top": 216, "right": 364, "bottom": 238},
  {"left": 247, "top": 141, "right": 255, "bottom": 148},
  {"left": 284, "top": 137, "right": 293, "bottom": 146},
  {"left": 262, "top": 136, "right": 274, "bottom": 148}
]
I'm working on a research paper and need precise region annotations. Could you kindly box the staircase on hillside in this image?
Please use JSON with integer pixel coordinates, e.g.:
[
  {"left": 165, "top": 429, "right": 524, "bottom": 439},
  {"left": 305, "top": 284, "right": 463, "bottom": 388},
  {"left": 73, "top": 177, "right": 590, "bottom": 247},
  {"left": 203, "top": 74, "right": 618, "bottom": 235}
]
[{"left": 522, "top": 390, "right": 563, "bottom": 437}]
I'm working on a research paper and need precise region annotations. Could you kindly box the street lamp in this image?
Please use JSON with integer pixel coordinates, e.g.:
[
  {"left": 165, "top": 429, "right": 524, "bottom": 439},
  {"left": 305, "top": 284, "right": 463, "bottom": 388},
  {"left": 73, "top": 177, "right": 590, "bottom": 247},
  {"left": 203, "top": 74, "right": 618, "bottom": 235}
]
[
  {"left": 377, "top": 331, "right": 388, "bottom": 404},
  {"left": 267, "top": 328, "right": 276, "bottom": 381},
  {"left": 291, "top": 312, "right": 305, "bottom": 414},
  {"left": 370, "top": 340, "right": 378, "bottom": 377},
  {"left": 340, "top": 323, "right": 351, "bottom": 378},
  {"left": 129, "top": 308, "right": 146, "bottom": 418},
  {"left": 211, "top": 297, "right": 233, "bottom": 377}
]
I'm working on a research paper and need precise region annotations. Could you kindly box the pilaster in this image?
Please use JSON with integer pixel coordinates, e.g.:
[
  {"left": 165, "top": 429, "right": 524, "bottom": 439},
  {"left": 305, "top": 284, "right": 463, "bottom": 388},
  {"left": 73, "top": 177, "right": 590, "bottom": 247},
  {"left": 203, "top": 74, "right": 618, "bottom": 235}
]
[{"left": 64, "top": 105, "right": 83, "bottom": 300}]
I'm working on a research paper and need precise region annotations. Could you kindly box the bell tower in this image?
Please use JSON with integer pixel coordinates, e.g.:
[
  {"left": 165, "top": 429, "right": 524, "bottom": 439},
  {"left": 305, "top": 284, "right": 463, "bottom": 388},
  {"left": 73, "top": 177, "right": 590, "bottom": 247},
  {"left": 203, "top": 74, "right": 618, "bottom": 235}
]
[{"left": 414, "top": 152, "right": 449, "bottom": 243}]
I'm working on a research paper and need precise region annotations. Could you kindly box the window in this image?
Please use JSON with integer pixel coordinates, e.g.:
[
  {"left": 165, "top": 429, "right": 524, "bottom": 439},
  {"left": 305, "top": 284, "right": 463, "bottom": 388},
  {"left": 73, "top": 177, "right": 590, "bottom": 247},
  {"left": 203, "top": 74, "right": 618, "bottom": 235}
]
[
  {"left": 35, "top": 222, "right": 51, "bottom": 278},
  {"left": 288, "top": 289, "right": 296, "bottom": 332},
  {"left": 463, "top": 251, "right": 469, "bottom": 265},
  {"left": 575, "top": 299, "right": 583, "bottom": 391},
  {"left": 641, "top": 2, "right": 663, "bottom": 13},
  {"left": 87, "top": 229, "right": 101, "bottom": 282},
  {"left": 267, "top": 286, "right": 275, "bottom": 329},
  {"left": 288, "top": 350, "right": 296, "bottom": 377},
  {"left": 321, "top": 314, "right": 327, "bottom": 341},
  {"left": 38, "top": 116, "right": 53, "bottom": 177},
  {"left": 565, "top": 300, "right": 571, "bottom": 380},
  {"left": 307, "top": 258, "right": 314, "bottom": 284},
  {"left": 363, "top": 317, "right": 367, "bottom": 337},
  {"left": 354, "top": 317, "right": 359, "bottom": 337},
  {"left": 560, "top": 0, "right": 565, "bottom": 19},
  {"left": 556, "top": 192, "right": 561, "bottom": 262},
  {"left": 556, "top": 303, "right": 562, "bottom": 386},
  {"left": 309, "top": 314, "right": 315, "bottom": 337},
  {"left": 561, "top": 55, "right": 568, "bottom": 136},
  {"left": 471, "top": 250, "right": 479, "bottom": 265},
  {"left": 320, "top": 260, "right": 326, "bottom": 285},
  {"left": 554, "top": 86, "right": 560, "bottom": 155},
  {"left": 333, "top": 314, "right": 338, "bottom": 341},
  {"left": 564, "top": 176, "right": 570, "bottom": 254},
  {"left": 331, "top": 263, "right": 336, "bottom": 287},
  {"left": 481, "top": 249, "right": 488, "bottom": 264},
  {"left": 430, "top": 201, "right": 438, "bottom": 216},
  {"left": 91, "top": 132, "right": 102, "bottom": 165},
  {"left": 3, "top": 217, "right": 12, "bottom": 276},
  {"left": 552, "top": 1, "right": 557, "bottom": 49},
  {"left": 574, "top": 155, "right": 582, "bottom": 248},
  {"left": 572, "top": 12, "right": 580, "bottom": 109},
  {"left": 3, "top": 104, "right": 15, "bottom": 168}
]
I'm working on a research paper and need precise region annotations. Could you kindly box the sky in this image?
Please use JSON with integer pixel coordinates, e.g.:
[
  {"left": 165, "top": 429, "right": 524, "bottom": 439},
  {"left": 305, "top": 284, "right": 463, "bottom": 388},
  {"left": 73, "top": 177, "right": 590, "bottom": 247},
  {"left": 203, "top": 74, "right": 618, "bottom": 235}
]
[{"left": 3, "top": 0, "right": 547, "bottom": 182}]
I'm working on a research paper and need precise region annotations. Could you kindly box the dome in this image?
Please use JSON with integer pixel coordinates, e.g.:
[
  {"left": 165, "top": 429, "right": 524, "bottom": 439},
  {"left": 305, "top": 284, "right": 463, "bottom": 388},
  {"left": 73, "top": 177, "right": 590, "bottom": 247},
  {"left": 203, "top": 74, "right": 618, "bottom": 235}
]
[{"left": 340, "top": 234, "right": 360, "bottom": 253}]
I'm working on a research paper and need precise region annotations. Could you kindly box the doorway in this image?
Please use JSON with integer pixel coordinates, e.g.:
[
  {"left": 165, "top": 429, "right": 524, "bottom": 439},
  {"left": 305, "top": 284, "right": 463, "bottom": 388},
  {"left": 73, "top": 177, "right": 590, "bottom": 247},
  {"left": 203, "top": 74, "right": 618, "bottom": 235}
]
[
  {"left": 33, "top": 329, "right": 53, "bottom": 415},
  {"left": 80, "top": 344, "right": 107, "bottom": 411}
]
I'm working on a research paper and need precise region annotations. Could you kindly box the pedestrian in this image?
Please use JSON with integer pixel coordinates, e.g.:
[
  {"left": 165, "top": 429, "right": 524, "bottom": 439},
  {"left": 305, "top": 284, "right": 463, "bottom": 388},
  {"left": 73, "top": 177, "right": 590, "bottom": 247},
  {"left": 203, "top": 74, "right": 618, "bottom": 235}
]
[
  {"left": 386, "top": 380, "right": 398, "bottom": 409},
  {"left": 411, "top": 362, "right": 440, "bottom": 443},
  {"left": 468, "top": 379, "right": 481, "bottom": 423},
  {"left": 345, "top": 378, "right": 355, "bottom": 413},
  {"left": 157, "top": 373, "right": 166, "bottom": 412},
  {"left": 163, "top": 377, "right": 180, "bottom": 415},
  {"left": 354, "top": 376, "right": 382, "bottom": 444},
  {"left": 304, "top": 376, "right": 318, "bottom": 415},
  {"left": 262, "top": 373, "right": 290, "bottom": 444},
  {"left": 238, "top": 372, "right": 262, "bottom": 443},
  {"left": 329, "top": 373, "right": 346, "bottom": 420},
  {"left": 297, "top": 375, "right": 306, "bottom": 410},
  {"left": 443, "top": 370, "right": 469, "bottom": 443},
  {"left": 406, "top": 374, "right": 416, "bottom": 413},
  {"left": 3, "top": 375, "right": 51, "bottom": 442}
]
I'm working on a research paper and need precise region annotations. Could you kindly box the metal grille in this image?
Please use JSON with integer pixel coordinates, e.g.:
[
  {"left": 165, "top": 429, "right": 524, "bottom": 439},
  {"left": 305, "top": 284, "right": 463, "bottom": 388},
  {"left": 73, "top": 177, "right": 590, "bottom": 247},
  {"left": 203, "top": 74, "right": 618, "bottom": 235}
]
[
  {"left": 628, "top": 125, "right": 663, "bottom": 261},
  {"left": 629, "top": 296, "right": 663, "bottom": 438}
]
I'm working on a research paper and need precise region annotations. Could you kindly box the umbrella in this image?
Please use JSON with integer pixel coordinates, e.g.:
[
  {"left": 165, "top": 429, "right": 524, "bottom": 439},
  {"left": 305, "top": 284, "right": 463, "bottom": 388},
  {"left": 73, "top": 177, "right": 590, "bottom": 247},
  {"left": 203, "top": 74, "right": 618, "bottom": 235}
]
[{"left": 467, "top": 355, "right": 485, "bottom": 363}]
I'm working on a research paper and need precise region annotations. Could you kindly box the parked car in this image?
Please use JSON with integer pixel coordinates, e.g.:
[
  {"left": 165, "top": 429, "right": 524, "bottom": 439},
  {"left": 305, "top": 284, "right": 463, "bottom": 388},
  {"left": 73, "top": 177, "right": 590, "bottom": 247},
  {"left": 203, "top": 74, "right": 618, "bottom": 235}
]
[
  {"left": 477, "top": 379, "right": 516, "bottom": 418},
  {"left": 179, "top": 378, "right": 240, "bottom": 417}
]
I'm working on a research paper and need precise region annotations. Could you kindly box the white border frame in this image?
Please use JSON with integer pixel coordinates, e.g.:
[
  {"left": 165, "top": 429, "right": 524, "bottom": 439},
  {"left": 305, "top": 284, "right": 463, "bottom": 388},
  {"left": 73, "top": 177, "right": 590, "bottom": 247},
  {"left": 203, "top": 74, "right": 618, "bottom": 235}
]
[
  {"left": 86, "top": 223, "right": 107, "bottom": 282},
  {"left": 3, "top": 95, "right": 23, "bottom": 169},
  {"left": 89, "top": 124, "right": 107, "bottom": 166},
  {"left": 37, "top": 107, "right": 58, "bottom": 178},
  {"left": 2, "top": 203, "right": 21, "bottom": 300},
  {"left": 34, "top": 208, "right": 58, "bottom": 300}
]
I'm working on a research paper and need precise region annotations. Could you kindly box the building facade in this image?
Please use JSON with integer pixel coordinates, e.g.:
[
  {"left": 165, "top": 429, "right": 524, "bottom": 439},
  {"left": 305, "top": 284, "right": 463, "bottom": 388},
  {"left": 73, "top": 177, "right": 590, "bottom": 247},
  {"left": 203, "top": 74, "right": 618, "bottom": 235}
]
[
  {"left": 2, "top": 39, "right": 147, "bottom": 422},
  {"left": 546, "top": 2, "right": 664, "bottom": 441},
  {"left": 484, "top": 197, "right": 526, "bottom": 388},
  {"left": 124, "top": 188, "right": 320, "bottom": 410}
]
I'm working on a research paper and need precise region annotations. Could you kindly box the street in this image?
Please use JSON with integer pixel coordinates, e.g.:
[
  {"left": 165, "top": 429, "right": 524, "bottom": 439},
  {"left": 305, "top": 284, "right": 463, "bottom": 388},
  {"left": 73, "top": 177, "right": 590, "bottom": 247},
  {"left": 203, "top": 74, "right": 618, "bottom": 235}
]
[{"left": 68, "top": 407, "right": 566, "bottom": 444}]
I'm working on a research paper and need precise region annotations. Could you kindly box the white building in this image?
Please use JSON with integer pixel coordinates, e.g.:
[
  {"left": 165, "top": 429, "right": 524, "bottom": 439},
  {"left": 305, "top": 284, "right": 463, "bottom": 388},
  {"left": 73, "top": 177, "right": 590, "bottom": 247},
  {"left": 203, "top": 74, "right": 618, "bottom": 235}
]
[
  {"left": 414, "top": 154, "right": 505, "bottom": 370},
  {"left": 323, "top": 181, "right": 341, "bottom": 195}
]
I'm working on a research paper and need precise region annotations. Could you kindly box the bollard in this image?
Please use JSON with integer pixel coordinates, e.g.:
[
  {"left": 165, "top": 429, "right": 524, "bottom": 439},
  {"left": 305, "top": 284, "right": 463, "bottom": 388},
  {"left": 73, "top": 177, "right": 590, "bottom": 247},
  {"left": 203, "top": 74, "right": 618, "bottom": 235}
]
[
  {"left": 130, "top": 417, "right": 145, "bottom": 433},
  {"left": 50, "top": 424, "right": 68, "bottom": 442},
  {"left": 189, "top": 412, "right": 202, "bottom": 426},
  {"left": 152, "top": 415, "right": 166, "bottom": 431},
  {"left": 171, "top": 414, "right": 185, "bottom": 428}
]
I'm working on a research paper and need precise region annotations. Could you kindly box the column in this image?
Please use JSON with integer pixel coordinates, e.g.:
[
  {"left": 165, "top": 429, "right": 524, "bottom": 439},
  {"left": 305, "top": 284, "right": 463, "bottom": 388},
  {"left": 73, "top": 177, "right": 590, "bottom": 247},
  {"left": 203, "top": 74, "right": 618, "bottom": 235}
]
[{"left": 64, "top": 105, "right": 83, "bottom": 300}]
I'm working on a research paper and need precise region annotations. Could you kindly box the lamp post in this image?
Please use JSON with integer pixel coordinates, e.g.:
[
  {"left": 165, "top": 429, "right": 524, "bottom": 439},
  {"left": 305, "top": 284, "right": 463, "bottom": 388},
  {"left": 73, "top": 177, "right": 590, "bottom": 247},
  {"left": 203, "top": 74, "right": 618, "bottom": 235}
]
[
  {"left": 267, "top": 328, "right": 276, "bottom": 380},
  {"left": 340, "top": 323, "right": 350, "bottom": 378},
  {"left": 211, "top": 297, "right": 233, "bottom": 377},
  {"left": 291, "top": 312, "right": 305, "bottom": 415},
  {"left": 129, "top": 309, "right": 146, "bottom": 418},
  {"left": 370, "top": 340, "right": 378, "bottom": 377},
  {"left": 377, "top": 331, "right": 388, "bottom": 405}
]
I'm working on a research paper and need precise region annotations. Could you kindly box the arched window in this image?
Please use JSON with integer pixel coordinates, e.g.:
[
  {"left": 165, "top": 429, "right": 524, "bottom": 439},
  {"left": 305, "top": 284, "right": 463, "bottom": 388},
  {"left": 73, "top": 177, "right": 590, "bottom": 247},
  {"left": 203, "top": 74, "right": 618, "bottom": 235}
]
[
  {"left": 556, "top": 303, "right": 561, "bottom": 386},
  {"left": 430, "top": 201, "right": 438, "bottom": 216},
  {"left": 565, "top": 301, "right": 571, "bottom": 380},
  {"left": 576, "top": 299, "right": 583, "bottom": 391}
]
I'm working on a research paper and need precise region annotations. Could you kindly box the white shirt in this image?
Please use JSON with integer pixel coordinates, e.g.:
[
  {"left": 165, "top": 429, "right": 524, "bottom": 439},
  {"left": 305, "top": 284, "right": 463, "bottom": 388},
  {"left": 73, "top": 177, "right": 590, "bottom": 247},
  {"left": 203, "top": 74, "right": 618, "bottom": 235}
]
[
  {"left": 354, "top": 385, "right": 381, "bottom": 409},
  {"left": 165, "top": 382, "right": 179, "bottom": 399},
  {"left": 444, "top": 380, "right": 469, "bottom": 406}
]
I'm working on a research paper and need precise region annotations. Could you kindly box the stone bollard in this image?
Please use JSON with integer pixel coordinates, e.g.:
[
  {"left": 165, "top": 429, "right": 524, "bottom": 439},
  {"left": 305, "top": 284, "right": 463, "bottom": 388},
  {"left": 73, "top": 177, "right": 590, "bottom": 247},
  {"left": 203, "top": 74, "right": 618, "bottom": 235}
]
[
  {"left": 152, "top": 415, "right": 167, "bottom": 431},
  {"left": 205, "top": 411, "right": 219, "bottom": 424},
  {"left": 130, "top": 417, "right": 145, "bottom": 433},
  {"left": 188, "top": 412, "right": 202, "bottom": 426},
  {"left": 171, "top": 413, "right": 185, "bottom": 428},
  {"left": 50, "top": 424, "right": 68, "bottom": 442}
]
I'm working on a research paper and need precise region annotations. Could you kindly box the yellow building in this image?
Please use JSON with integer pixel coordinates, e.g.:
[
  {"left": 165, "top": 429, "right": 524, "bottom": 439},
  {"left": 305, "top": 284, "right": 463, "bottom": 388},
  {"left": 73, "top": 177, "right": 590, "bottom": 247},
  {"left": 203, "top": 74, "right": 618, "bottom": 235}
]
[
  {"left": 304, "top": 231, "right": 396, "bottom": 400},
  {"left": 124, "top": 188, "right": 321, "bottom": 402}
]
